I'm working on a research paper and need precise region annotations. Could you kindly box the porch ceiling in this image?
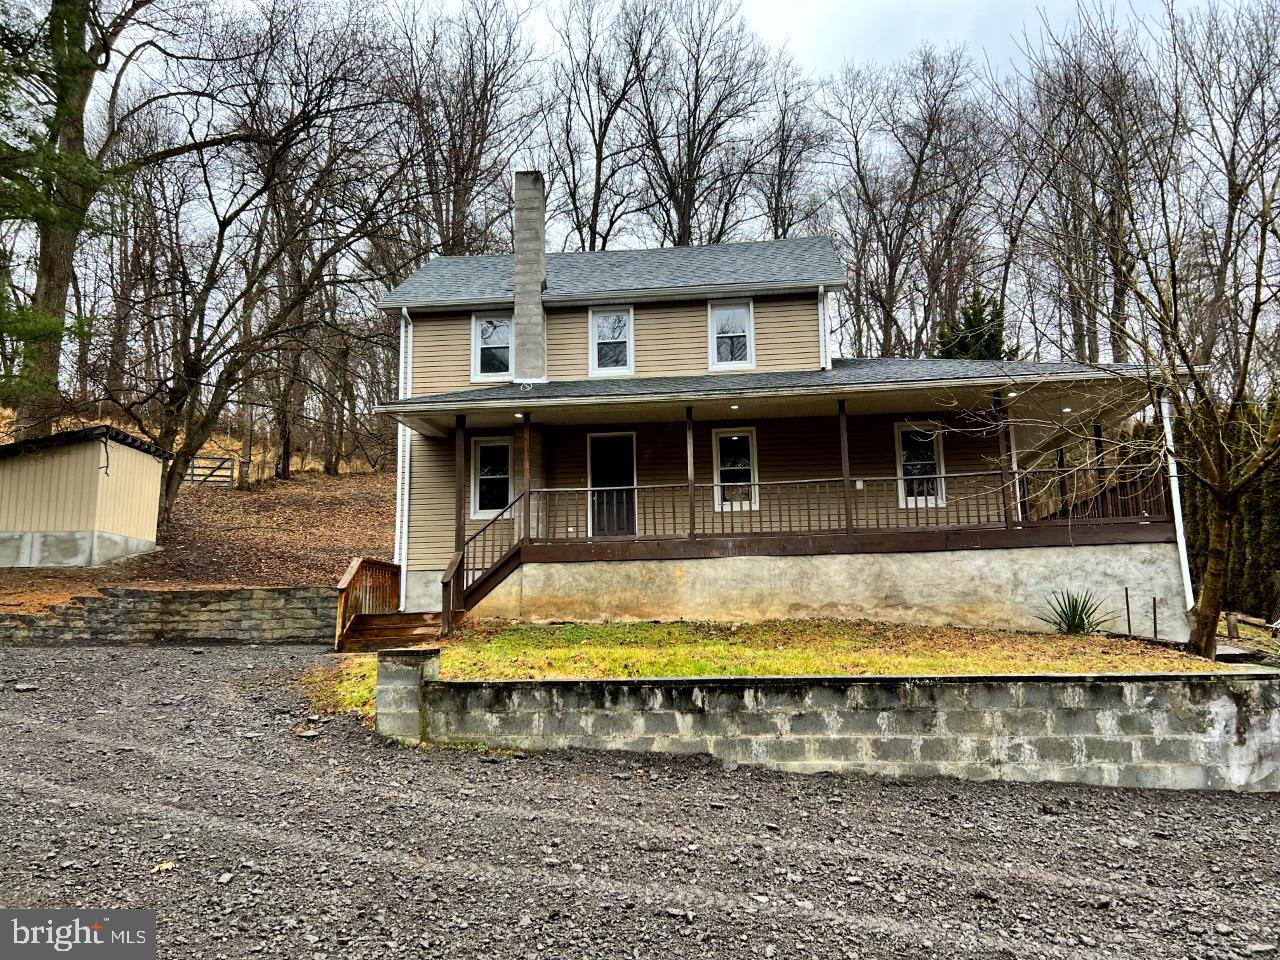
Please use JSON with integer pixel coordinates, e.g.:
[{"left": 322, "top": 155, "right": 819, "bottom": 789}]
[{"left": 390, "top": 373, "right": 1152, "bottom": 458}]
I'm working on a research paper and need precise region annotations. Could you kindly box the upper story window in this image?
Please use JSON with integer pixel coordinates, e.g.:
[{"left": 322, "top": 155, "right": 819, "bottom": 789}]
[
  {"left": 895, "top": 422, "right": 946, "bottom": 508},
  {"left": 471, "top": 438, "right": 512, "bottom": 519},
  {"left": 708, "top": 299, "right": 755, "bottom": 371},
  {"left": 589, "top": 306, "right": 634, "bottom": 376},
  {"left": 472, "top": 314, "right": 512, "bottom": 381}
]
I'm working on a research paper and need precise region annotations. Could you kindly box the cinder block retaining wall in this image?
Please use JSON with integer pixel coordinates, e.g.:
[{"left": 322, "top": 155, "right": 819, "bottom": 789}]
[
  {"left": 472, "top": 542, "right": 1192, "bottom": 644},
  {"left": 377, "top": 650, "right": 1280, "bottom": 792},
  {"left": 0, "top": 586, "right": 337, "bottom": 645}
]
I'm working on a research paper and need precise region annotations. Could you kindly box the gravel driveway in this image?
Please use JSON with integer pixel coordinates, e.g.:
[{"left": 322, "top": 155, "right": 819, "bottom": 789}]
[{"left": 0, "top": 645, "right": 1276, "bottom": 959}]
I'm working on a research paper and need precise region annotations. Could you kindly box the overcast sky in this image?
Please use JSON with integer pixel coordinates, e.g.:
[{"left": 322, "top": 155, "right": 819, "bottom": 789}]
[{"left": 734, "top": 0, "right": 1196, "bottom": 72}]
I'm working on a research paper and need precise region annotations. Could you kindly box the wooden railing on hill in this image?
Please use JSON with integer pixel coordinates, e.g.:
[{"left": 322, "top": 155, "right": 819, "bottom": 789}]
[{"left": 335, "top": 557, "right": 400, "bottom": 649}]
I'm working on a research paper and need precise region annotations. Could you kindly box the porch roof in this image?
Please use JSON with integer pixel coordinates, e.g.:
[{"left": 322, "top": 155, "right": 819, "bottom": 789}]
[
  {"left": 380, "top": 358, "right": 1153, "bottom": 456},
  {"left": 382, "top": 358, "right": 1144, "bottom": 412}
]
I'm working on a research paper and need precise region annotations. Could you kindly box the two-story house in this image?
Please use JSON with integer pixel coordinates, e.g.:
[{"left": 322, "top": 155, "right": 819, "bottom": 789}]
[{"left": 348, "top": 171, "right": 1192, "bottom": 647}]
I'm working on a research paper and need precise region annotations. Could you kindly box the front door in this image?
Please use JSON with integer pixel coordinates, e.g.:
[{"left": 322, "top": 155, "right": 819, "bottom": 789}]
[{"left": 589, "top": 433, "right": 637, "bottom": 537}]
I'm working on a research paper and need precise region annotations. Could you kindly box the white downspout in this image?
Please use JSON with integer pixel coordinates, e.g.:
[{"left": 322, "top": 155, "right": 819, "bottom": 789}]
[
  {"left": 818, "top": 285, "right": 831, "bottom": 370},
  {"left": 1159, "top": 389, "right": 1196, "bottom": 612},
  {"left": 395, "top": 308, "right": 413, "bottom": 610}
]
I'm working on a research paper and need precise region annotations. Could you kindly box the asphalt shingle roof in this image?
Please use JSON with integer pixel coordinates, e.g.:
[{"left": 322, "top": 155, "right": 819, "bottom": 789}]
[
  {"left": 380, "top": 236, "right": 848, "bottom": 309},
  {"left": 383, "top": 358, "right": 1142, "bottom": 411}
]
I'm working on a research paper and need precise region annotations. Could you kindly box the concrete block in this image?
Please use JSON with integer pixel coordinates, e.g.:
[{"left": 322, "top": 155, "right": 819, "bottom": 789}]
[
  {"left": 1077, "top": 737, "right": 1135, "bottom": 764},
  {"left": 1136, "top": 737, "right": 1198, "bottom": 765},
  {"left": 868, "top": 737, "right": 918, "bottom": 763},
  {"left": 996, "top": 709, "right": 1050, "bottom": 737},
  {"left": 1048, "top": 709, "right": 1102, "bottom": 736}
]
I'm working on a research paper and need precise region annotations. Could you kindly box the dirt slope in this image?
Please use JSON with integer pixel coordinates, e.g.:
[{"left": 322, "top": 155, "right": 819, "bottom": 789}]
[{"left": 0, "top": 472, "right": 395, "bottom": 614}]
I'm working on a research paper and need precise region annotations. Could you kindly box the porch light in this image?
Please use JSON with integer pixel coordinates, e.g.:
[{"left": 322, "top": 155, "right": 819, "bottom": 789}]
[
  {"left": 1062, "top": 406, "right": 1073, "bottom": 413},
  {"left": 730, "top": 404, "right": 739, "bottom": 410},
  {"left": 514, "top": 413, "right": 523, "bottom": 419},
  {"left": 1006, "top": 391, "right": 1019, "bottom": 398}
]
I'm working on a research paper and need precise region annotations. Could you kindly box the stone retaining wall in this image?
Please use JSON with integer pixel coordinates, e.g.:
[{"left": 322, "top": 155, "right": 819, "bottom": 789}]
[
  {"left": 0, "top": 586, "right": 337, "bottom": 645},
  {"left": 377, "top": 650, "right": 1280, "bottom": 792}
]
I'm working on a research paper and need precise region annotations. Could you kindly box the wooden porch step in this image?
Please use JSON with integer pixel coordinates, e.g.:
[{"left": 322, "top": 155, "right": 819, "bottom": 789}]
[{"left": 337, "top": 612, "right": 443, "bottom": 653}]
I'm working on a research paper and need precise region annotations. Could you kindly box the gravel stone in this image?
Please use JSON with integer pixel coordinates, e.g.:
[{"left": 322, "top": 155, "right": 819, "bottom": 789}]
[{"left": 0, "top": 644, "right": 1277, "bottom": 959}]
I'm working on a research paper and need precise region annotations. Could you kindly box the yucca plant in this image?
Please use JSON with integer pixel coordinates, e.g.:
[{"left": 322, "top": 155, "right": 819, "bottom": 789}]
[{"left": 1038, "top": 590, "right": 1115, "bottom": 635}]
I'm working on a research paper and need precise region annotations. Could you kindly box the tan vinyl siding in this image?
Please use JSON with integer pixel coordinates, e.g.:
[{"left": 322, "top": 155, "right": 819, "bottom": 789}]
[
  {"left": 0, "top": 438, "right": 163, "bottom": 542},
  {"left": 406, "top": 429, "right": 520, "bottom": 571},
  {"left": 410, "top": 313, "right": 475, "bottom": 396},
  {"left": 537, "top": 415, "right": 1000, "bottom": 536},
  {"left": 0, "top": 443, "right": 100, "bottom": 532},
  {"left": 628, "top": 294, "right": 820, "bottom": 378},
  {"left": 409, "top": 292, "right": 822, "bottom": 391},
  {"left": 95, "top": 442, "right": 163, "bottom": 542},
  {"left": 404, "top": 413, "right": 1004, "bottom": 569},
  {"left": 546, "top": 307, "right": 589, "bottom": 380}
]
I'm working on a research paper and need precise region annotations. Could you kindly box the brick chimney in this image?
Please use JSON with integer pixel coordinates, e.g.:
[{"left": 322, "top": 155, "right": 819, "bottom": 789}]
[{"left": 512, "top": 170, "right": 547, "bottom": 383}]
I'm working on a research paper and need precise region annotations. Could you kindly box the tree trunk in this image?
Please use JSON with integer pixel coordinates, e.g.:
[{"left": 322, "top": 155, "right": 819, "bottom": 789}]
[
  {"left": 1189, "top": 499, "right": 1232, "bottom": 660},
  {"left": 14, "top": 222, "right": 79, "bottom": 437}
]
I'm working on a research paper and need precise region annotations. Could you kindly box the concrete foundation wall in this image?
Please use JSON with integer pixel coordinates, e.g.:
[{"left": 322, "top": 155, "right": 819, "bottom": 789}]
[
  {"left": 387, "top": 661, "right": 1280, "bottom": 792},
  {"left": 0, "top": 586, "right": 337, "bottom": 645},
  {"left": 473, "top": 542, "right": 1191, "bottom": 644},
  {"left": 0, "top": 530, "right": 157, "bottom": 568},
  {"left": 404, "top": 568, "right": 444, "bottom": 613}
]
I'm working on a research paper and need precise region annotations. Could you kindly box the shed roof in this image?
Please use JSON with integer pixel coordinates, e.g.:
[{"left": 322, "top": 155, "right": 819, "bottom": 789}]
[
  {"left": 380, "top": 236, "right": 848, "bottom": 311},
  {"left": 0, "top": 425, "right": 173, "bottom": 462}
]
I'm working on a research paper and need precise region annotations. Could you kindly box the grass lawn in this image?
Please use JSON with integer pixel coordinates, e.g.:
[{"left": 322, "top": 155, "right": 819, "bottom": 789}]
[{"left": 303, "top": 618, "right": 1225, "bottom": 719}]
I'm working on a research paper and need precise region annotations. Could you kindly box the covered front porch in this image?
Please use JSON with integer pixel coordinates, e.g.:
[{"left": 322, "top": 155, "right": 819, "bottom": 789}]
[{"left": 395, "top": 376, "right": 1178, "bottom": 630}]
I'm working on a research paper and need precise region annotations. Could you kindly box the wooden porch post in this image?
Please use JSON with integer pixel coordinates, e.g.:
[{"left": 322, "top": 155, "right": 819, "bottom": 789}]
[
  {"left": 1093, "top": 422, "right": 1109, "bottom": 518},
  {"left": 838, "top": 399, "right": 854, "bottom": 535},
  {"left": 522, "top": 412, "right": 532, "bottom": 542},
  {"left": 994, "top": 394, "right": 1015, "bottom": 530},
  {"left": 686, "top": 406, "right": 696, "bottom": 539},
  {"left": 1056, "top": 446, "right": 1068, "bottom": 514},
  {"left": 454, "top": 414, "right": 466, "bottom": 550}
]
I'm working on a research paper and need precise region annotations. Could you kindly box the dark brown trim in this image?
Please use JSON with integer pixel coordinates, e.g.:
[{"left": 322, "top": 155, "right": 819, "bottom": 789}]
[
  {"left": 0, "top": 425, "right": 173, "bottom": 462},
  {"left": 1093, "top": 422, "right": 1108, "bottom": 518},
  {"left": 454, "top": 414, "right": 467, "bottom": 551},
  {"left": 838, "top": 398, "right": 853, "bottom": 535},
  {"left": 685, "top": 406, "right": 696, "bottom": 539},
  {"left": 993, "top": 393, "right": 1015, "bottom": 530},
  {"left": 522, "top": 413, "right": 532, "bottom": 542},
  {"left": 522, "top": 521, "right": 1177, "bottom": 564},
  {"left": 462, "top": 544, "right": 522, "bottom": 608}
]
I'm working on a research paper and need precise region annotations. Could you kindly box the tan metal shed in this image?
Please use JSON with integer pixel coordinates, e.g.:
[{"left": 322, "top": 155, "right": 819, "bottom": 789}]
[{"left": 0, "top": 426, "right": 171, "bottom": 567}]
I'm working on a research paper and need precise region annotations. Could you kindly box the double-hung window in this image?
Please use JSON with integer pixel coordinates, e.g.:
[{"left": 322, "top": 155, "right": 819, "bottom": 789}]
[
  {"left": 896, "top": 423, "right": 945, "bottom": 508},
  {"left": 712, "top": 427, "right": 758, "bottom": 511},
  {"left": 471, "top": 438, "right": 512, "bottom": 519},
  {"left": 472, "top": 314, "right": 512, "bottom": 381},
  {"left": 708, "top": 300, "right": 755, "bottom": 370},
  {"left": 589, "top": 306, "right": 634, "bottom": 376}
]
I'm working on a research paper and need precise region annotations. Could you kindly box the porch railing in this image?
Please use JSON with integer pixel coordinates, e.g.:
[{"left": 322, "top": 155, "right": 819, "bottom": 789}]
[
  {"left": 525, "top": 464, "right": 1170, "bottom": 543},
  {"left": 335, "top": 556, "right": 400, "bottom": 648}
]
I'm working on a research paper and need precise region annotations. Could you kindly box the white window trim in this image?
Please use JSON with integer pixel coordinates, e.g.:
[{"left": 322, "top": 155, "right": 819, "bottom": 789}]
[
  {"left": 586, "top": 431, "right": 637, "bottom": 537},
  {"left": 707, "top": 299, "right": 756, "bottom": 371},
  {"left": 711, "top": 426, "right": 759, "bottom": 512},
  {"left": 588, "top": 305, "right": 635, "bottom": 377},
  {"left": 894, "top": 421, "right": 946, "bottom": 509},
  {"left": 470, "top": 312, "right": 513, "bottom": 383},
  {"left": 470, "top": 437, "right": 513, "bottom": 520}
]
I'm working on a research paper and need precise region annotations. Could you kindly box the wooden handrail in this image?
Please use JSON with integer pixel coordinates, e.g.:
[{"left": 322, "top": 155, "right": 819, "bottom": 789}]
[{"left": 335, "top": 556, "right": 400, "bottom": 649}]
